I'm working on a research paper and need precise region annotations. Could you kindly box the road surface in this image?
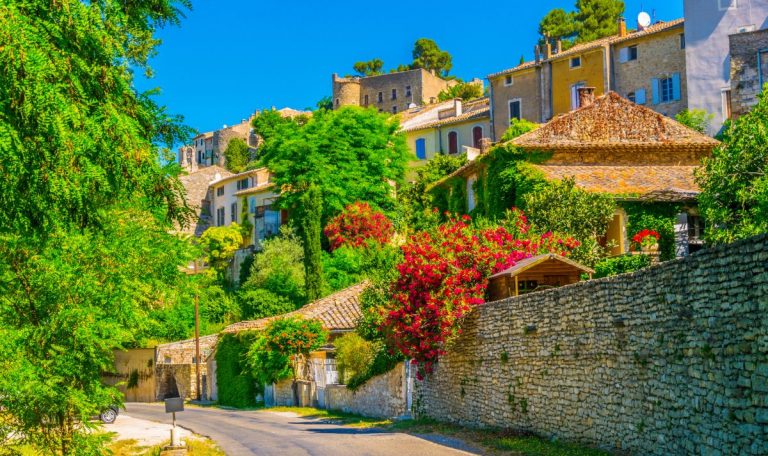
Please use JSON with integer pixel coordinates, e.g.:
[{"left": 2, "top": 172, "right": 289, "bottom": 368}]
[{"left": 123, "top": 403, "right": 480, "bottom": 456}]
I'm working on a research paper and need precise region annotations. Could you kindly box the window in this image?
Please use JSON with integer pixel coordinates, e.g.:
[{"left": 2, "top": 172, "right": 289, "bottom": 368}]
[
  {"left": 216, "top": 207, "right": 225, "bottom": 226},
  {"left": 447, "top": 131, "right": 458, "bottom": 155},
  {"left": 652, "top": 74, "right": 680, "bottom": 104},
  {"left": 627, "top": 92, "right": 636, "bottom": 103},
  {"left": 415, "top": 138, "right": 426, "bottom": 160},
  {"left": 249, "top": 197, "right": 256, "bottom": 214},
  {"left": 392, "top": 105, "right": 398, "bottom": 113},
  {"left": 504, "top": 75, "right": 514, "bottom": 86},
  {"left": 406, "top": 86, "right": 412, "bottom": 97},
  {"left": 620, "top": 45, "right": 638, "bottom": 62},
  {"left": 391, "top": 88, "right": 397, "bottom": 100},
  {"left": 687, "top": 214, "right": 705, "bottom": 254},
  {"left": 236, "top": 178, "right": 250, "bottom": 191},
  {"left": 680, "top": 33, "right": 685, "bottom": 49},
  {"left": 467, "top": 176, "right": 476, "bottom": 212},
  {"left": 660, "top": 77, "right": 674, "bottom": 102},
  {"left": 722, "top": 88, "right": 732, "bottom": 120},
  {"left": 635, "top": 88, "right": 647, "bottom": 104},
  {"left": 216, "top": 187, "right": 224, "bottom": 197},
  {"left": 718, "top": 0, "right": 737, "bottom": 11},
  {"left": 570, "top": 56, "right": 581, "bottom": 68},
  {"left": 231, "top": 202, "right": 238, "bottom": 222},
  {"left": 570, "top": 82, "right": 586, "bottom": 109},
  {"left": 472, "top": 126, "right": 483, "bottom": 148},
  {"left": 335, "top": 98, "right": 340, "bottom": 107},
  {"left": 364, "top": 94, "right": 369, "bottom": 105},
  {"left": 509, "top": 99, "right": 521, "bottom": 121},
  {"left": 377, "top": 92, "right": 383, "bottom": 103}
]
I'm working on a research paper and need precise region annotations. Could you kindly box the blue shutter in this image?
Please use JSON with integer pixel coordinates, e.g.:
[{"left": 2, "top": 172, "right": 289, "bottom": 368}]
[
  {"left": 415, "top": 138, "right": 426, "bottom": 160},
  {"left": 636, "top": 89, "right": 647, "bottom": 105},
  {"left": 651, "top": 78, "right": 660, "bottom": 105},
  {"left": 672, "top": 73, "right": 681, "bottom": 101}
]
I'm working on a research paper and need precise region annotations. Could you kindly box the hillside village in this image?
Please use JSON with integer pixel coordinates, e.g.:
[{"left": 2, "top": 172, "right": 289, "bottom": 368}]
[{"left": 2, "top": 1, "right": 768, "bottom": 456}]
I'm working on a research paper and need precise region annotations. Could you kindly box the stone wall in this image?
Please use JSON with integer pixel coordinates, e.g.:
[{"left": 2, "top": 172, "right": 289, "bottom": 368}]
[
  {"left": 416, "top": 234, "right": 768, "bottom": 455},
  {"left": 489, "top": 67, "right": 542, "bottom": 140},
  {"left": 730, "top": 29, "right": 768, "bottom": 118},
  {"left": 325, "top": 363, "right": 408, "bottom": 418}
]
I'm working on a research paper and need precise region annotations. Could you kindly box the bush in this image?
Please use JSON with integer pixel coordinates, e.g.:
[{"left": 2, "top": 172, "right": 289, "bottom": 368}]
[
  {"left": 675, "top": 109, "right": 713, "bottom": 134},
  {"left": 237, "top": 288, "right": 295, "bottom": 320},
  {"left": 243, "top": 226, "right": 305, "bottom": 307},
  {"left": 333, "top": 333, "right": 376, "bottom": 384},
  {"left": 593, "top": 254, "right": 651, "bottom": 278},
  {"left": 216, "top": 333, "right": 259, "bottom": 408},
  {"left": 500, "top": 118, "right": 539, "bottom": 142}
]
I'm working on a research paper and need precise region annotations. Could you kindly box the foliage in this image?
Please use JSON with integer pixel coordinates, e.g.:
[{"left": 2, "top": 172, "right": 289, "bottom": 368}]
[
  {"left": 0, "top": 0, "right": 193, "bottom": 237},
  {"left": 247, "top": 317, "right": 328, "bottom": 404},
  {"left": 622, "top": 202, "right": 681, "bottom": 261},
  {"left": 399, "top": 154, "right": 467, "bottom": 233},
  {"left": 322, "top": 246, "right": 366, "bottom": 293},
  {"left": 353, "top": 59, "right": 384, "bottom": 77},
  {"left": 500, "top": 118, "right": 539, "bottom": 142},
  {"left": 631, "top": 229, "right": 661, "bottom": 250},
  {"left": 522, "top": 177, "right": 616, "bottom": 266},
  {"left": 199, "top": 224, "right": 244, "bottom": 277},
  {"left": 380, "top": 212, "right": 578, "bottom": 376},
  {"left": 239, "top": 198, "right": 254, "bottom": 248},
  {"left": 696, "top": 87, "right": 768, "bottom": 244},
  {"left": 538, "top": 8, "right": 578, "bottom": 49},
  {"left": 411, "top": 38, "right": 453, "bottom": 77},
  {"left": 573, "top": 0, "right": 625, "bottom": 43},
  {"left": 437, "top": 82, "right": 483, "bottom": 102},
  {"left": 675, "top": 109, "right": 714, "bottom": 134},
  {"left": 593, "top": 254, "right": 651, "bottom": 278},
  {"left": 255, "top": 107, "right": 409, "bottom": 227},
  {"left": 216, "top": 333, "right": 259, "bottom": 408},
  {"left": 223, "top": 138, "right": 251, "bottom": 173},
  {"left": 324, "top": 202, "right": 394, "bottom": 251},
  {"left": 333, "top": 333, "right": 377, "bottom": 384},
  {"left": 0, "top": 212, "right": 193, "bottom": 454},
  {"left": 242, "top": 226, "right": 306, "bottom": 308},
  {"left": 237, "top": 288, "right": 295, "bottom": 321},
  {"left": 316, "top": 96, "right": 333, "bottom": 111},
  {"left": 301, "top": 185, "right": 325, "bottom": 302}
]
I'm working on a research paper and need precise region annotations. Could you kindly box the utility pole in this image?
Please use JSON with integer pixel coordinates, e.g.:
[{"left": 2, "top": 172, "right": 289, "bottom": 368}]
[{"left": 194, "top": 259, "right": 202, "bottom": 401}]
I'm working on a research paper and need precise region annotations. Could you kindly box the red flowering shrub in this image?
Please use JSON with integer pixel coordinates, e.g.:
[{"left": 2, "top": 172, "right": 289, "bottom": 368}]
[
  {"left": 632, "top": 229, "right": 661, "bottom": 250},
  {"left": 324, "top": 202, "right": 394, "bottom": 251},
  {"left": 380, "top": 210, "right": 579, "bottom": 378}
]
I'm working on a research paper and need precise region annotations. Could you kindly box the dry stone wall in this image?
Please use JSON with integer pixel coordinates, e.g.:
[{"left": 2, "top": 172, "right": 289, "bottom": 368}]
[
  {"left": 325, "top": 363, "right": 408, "bottom": 418},
  {"left": 416, "top": 234, "right": 768, "bottom": 455}
]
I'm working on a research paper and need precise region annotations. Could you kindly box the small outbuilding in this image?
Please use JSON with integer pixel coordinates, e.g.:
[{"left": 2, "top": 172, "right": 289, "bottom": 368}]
[{"left": 487, "top": 254, "right": 594, "bottom": 301}]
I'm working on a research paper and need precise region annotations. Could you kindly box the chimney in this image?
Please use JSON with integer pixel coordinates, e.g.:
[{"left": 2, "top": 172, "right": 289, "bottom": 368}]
[
  {"left": 534, "top": 45, "right": 541, "bottom": 64},
  {"left": 555, "top": 39, "right": 562, "bottom": 54},
  {"left": 618, "top": 17, "right": 627, "bottom": 37},
  {"left": 545, "top": 42, "right": 552, "bottom": 59},
  {"left": 577, "top": 87, "right": 596, "bottom": 108},
  {"left": 454, "top": 99, "right": 463, "bottom": 116},
  {"left": 479, "top": 138, "right": 492, "bottom": 154}
]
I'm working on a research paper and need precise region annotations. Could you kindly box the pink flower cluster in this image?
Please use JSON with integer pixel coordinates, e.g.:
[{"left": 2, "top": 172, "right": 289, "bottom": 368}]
[{"left": 324, "top": 202, "right": 394, "bottom": 251}]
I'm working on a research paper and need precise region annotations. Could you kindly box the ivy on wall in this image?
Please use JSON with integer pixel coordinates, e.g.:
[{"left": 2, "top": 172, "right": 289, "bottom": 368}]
[
  {"left": 448, "top": 177, "right": 467, "bottom": 214},
  {"left": 622, "top": 202, "right": 682, "bottom": 261},
  {"left": 216, "top": 332, "right": 260, "bottom": 408}
]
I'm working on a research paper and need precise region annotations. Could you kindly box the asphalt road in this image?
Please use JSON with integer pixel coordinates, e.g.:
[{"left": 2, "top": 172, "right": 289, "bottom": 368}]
[{"left": 123, "top": 403, "right": 480, "bottom": 456}]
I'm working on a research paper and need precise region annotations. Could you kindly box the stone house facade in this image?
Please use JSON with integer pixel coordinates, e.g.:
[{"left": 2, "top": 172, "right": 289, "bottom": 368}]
[
  {"left": 487, "top": 62, "right": 542, "bottom": 140},
  {"left": 332, "top": 68, "right": 454, "bottom": 114},
  {"left": 729, "top": 28, "right": 768, "bottom": 118}
]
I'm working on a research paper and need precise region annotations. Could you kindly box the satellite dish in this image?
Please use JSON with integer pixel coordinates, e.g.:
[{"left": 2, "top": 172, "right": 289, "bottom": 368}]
[
  {"left": 638, "top": 12, "right": 651, "bottom": 29},
  {"left": 408, "top": 103, "right": 417, "bottom": 109}
]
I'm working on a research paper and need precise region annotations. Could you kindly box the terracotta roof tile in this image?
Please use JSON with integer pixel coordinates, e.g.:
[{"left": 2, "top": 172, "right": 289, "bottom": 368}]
[
  {"left": 532, "top": 164, "right": 700, "bottom": 195},
  {"left": 400, "top": 98, "right": 490, "bottom": 133},
  {"left": 222, "top": 282, "right": 369, "bottom": 334}
]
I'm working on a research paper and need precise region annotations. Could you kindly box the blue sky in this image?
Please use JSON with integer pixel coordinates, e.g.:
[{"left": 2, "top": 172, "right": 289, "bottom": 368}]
[{"left": 136, "top": 1, "right": 684, "bottom": 135}]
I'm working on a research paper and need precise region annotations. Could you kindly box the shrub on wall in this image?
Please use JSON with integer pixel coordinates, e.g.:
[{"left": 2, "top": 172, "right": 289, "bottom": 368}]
[
  {"left": 324, "top": 202, "right": 394, "bottom": 251},
  {"left": 334, "top": 332, "right": 376, "bottom": 384},
  {"left": 622, "top": 202, "right": 681, "bottom": 261},
  {"left": 593, "top": 254, "right": 651, "bottom": 278},
  {"left": 216, "top": 332, "right": 259, "bottom": 408}
]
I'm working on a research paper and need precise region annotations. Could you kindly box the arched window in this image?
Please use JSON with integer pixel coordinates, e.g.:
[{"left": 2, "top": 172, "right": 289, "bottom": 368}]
[
  {"left": 448, "top": 131, "right": 458, "bottom": 155},
  {"left": 472, "top": 126, "right": 483, "bottom": 148}
]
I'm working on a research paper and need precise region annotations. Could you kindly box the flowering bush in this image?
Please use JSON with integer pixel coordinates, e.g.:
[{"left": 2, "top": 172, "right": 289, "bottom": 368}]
[
  {"left": 632, "top": 229, "right": 661, "bottom": 250},
  {"left": 324, "top": 202, "right": 394, "bottom": 251},
  {"left": 380, "top": 210, "right": 578, "bottom": 378}
]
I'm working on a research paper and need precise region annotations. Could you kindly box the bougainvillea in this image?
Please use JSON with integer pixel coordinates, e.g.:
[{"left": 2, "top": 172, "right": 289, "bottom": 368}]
[
  {"left": 631, "top": 229, "right": 661, "bottom": 250},
  {"left": 324, "top": 202, "right": 394, "bottom": 251},
  {"left": 380, "top": 210, "right": 579, "bottom": 378}
]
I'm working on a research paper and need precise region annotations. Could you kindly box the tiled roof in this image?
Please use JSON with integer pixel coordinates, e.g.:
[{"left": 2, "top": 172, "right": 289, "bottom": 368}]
[
  {"left": 222, "top": 281, "right": 369, "bottom": 334},
  {"left": 487, "top": 18, "right": 684, "bottom": 79},
  {"left": 489, "top": 254, "right": 594, "bottom": 279},
  {"left": 210, "top": 167, "right": 266, "bottom": 186},
  {"left": 400, "top": 98, "right": 490, "bottom": 133},
  {"left": 511, "top": 92, "right": 719, "bottom": 152},
  {"left": 532, "top": 164, "right": 700, "bottom": 195}
]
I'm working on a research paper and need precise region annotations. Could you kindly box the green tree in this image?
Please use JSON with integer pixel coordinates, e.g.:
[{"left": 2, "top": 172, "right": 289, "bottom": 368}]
[
  {"left": 301, "top": 185, "right": 325, "bottom": 302},
  {"left": 411, "top": 38, "right": 453, "bottom": 77},
  {"left": 237, "top": 288, "right": 295, "bottom": 320},
  {"left": 316, "top": 96, "right": 333, "bottom": 111},
  {"left": 353, "top": 58, "right": 384, "bottom": 76},
  {"left": 0, "top": 1, "right": 192, "bottom": 453},
  {"left": 247, "top": 317, "right": 328, "bottom": 405},
  {"left": 223, "top": 138, "right": 251, "bottom": 173},
  {"left": 334, "top": 332, "right": 376, "bottom": 384},
  {"left": 500, "top": 118, "right": 539, "bottom": 142},
  {"left": 675, "top": 109, "right": 714, "bottom": 134},
  {"left": 539, "top": 8, "right": 578, "bottom": 49},
  {"left": 199, "top": 224, "right": 244, "bottom": 278},
  {"left": 437, "top": 81, "right": 484, "bottom": 101},
  {"left": 574, "top": 0, "right": 625, "bottom": 43},
  {"left": 696, "top": 87, "right": 768, "bottom": 244},
  {"left": 242, "top": 226, "right": 306, "bottom": 308}
]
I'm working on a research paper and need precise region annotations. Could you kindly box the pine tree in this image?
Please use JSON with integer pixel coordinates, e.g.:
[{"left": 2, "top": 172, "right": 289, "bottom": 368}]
[{"left": 574, "top": 0, "right": 625, "bottom": 43}]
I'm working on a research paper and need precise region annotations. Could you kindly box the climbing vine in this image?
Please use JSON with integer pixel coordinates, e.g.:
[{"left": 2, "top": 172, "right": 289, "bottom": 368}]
[
  {"left": 622, "top": 202, "right": 682, "bottom": 261},
  {"left": 216, "top": 332, "right": 260, "bottom": 408}
]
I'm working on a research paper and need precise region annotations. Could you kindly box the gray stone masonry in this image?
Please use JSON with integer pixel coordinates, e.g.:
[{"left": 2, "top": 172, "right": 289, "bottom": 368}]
[{"left": 416, "top": 233, "right": 768, "bottom": 455}]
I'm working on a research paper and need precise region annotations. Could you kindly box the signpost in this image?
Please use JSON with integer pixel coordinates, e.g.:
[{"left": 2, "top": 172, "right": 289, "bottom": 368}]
[{"left": 164, "top": 397, "right": 185, "bottom": 448}]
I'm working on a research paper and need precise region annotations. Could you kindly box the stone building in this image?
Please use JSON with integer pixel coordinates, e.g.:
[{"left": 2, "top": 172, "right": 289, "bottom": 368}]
[
  {"left": 684, "top": 0, "right": 768, "bottom": 133},
  {"left": 729, "top": 28, "right": 768, "bottom": 118},
  {"left": 399, "top": 98, "right": 491, "bottom": 160},
  {"left": 487, "top": 17, "right": 686, "bottom": 140},
  {"left": 152, "top": 335, "right": 219, "bottom": 401},
  {"left": 332, "top": 68, "right": 454, "bottom": 114}
]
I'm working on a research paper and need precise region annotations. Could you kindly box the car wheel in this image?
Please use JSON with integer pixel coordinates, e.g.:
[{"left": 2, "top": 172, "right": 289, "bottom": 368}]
[{"left": 99, "top": 408, "right": 118, "bottom": 424}]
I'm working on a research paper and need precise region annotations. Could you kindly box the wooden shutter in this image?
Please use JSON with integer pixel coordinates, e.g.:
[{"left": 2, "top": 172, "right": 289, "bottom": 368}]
[
  {"left": 619, "top": 47, "right": 628, "bottom": 63},
  {"left": 651, "top": 78, "right": 660, "bottom": 105},
  {"left": 672, "top": 73, "right": 681, "bottom": 101}
]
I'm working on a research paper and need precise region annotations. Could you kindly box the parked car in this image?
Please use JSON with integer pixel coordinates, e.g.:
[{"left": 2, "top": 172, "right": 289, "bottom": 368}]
[{"left": 98, "top": 405, "right": 120, "bottom": 424}]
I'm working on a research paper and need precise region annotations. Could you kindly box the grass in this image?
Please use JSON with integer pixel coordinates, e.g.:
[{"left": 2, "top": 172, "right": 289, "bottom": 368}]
[
  {"left": 489, "top": 435, "right": 612, "bottom": 456},
  {"left": 265, "top": 406, "right": 392, "bottom": 428},
  {"left": 107, "top": 437, "right": 226, "bottom": 456}
]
